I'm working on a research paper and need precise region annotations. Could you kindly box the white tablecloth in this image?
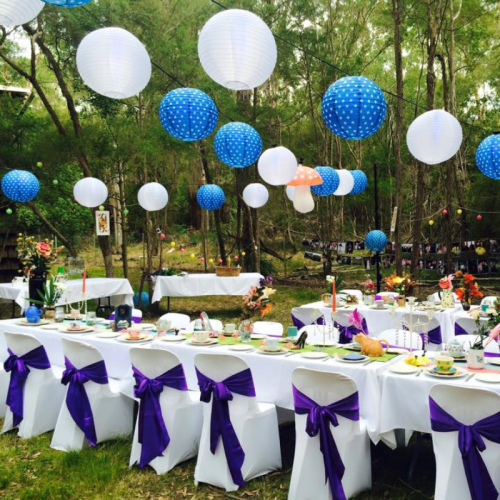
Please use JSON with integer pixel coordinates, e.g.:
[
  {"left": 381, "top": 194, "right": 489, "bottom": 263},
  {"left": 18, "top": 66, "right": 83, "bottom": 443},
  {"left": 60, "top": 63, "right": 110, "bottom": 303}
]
[
  {"left": 152, "top": 273, "right": 263, "bottom": 302},
  {"left": 0, "top": 278, "right": 134, "bottom": 310}
]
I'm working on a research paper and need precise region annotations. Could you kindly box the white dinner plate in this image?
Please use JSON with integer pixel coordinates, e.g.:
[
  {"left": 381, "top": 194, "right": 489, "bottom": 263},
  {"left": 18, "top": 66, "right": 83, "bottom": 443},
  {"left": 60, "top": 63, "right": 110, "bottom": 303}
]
[
  {"left": 228, "top": 344, "right": 254, "bottom": 352},
  {"left": 335, "top": 355, "right": 369, "bottom": 363},
  {"left": 187, "top": 338, "right": 218, "bottom": 346},
  {"left": 308, "top": 340, "right": 338, "bottom": 347},
  {"left": 16, "top": 319, "right": 50, "bottom": 326},
  {"left": 487, "top": 358, "right": 500, "bottom": 366},
  {"left": 117, "top": 334, "right": 153, "bottom": 343},
  {"left": 424, "top": 367, "right": 468, "bottom": 379},
  {"left": 301, "top": 351, "right": 329, "bottom": 360},
  {"left": 159, "top": 335, "right": 186, "bottom": 342},
  {"left": 139, "top": 323, "right": 156, "bottom": 330},
  {"left": 59, "top": 326, "right": 95, "bottom": 334},
  {"left": 387, "top": 348, "right": 409, "bottom": 355},
  {"left": 251, "top": 334, "right": 266, "bottom": 340},
  {"left": 95, "top": 332, "right": 121, "bottom": 339},
  {"left": 388, "top": 363, "right": 419, "bottom": 374},
  {"left": 258, "top": 348, "right": 288, "bottom": 355},
  {"left": 40, "top": 324, "right": 59, "bottom": 330},
  {"left": 369, "top": 305, "right": 388, "bottom": 310},
  {"left": 475, "top": 372, "right": 500, "bottom": 383}
]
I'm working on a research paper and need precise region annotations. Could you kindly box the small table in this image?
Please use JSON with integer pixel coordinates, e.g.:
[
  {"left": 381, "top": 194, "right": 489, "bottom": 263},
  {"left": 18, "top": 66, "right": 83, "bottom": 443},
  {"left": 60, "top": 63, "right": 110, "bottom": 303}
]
[{"left": 152, "top": 273, "right": 263, "bottom": 310}]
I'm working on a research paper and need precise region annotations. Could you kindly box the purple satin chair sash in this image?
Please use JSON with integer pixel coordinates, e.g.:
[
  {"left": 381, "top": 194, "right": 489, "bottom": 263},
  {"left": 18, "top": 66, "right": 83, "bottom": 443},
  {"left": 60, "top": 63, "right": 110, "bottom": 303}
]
[
  {"left": 455, "top": 322, "right": 469, "bottom": 336},
  {"left": 291, "top": 313, "right": 324, "bottom": 331},
  {"left": 132, "top": 364, "right": 188, "bottom": 468},
  {"left": 196, "top": 367, "right": 256, "bottom": 487},
  {"left": 430, "top": 397, "right": 500, "bottom": 500},
  {"left": 334, "top": 318, "right": 368, "bottom": 344},
  {"left": 403, "top": 324, "right": 442, "bottom": 345},
  {"left": 61, "top": 357, "right": 109, "bottom": 447},
  {"left": 108, "top": 313, "right": 142, "bottom": 324},
  {"left": 4, "top": 345, "right": 51, "bottom": 426},
  {"left": 293, "top": 386, "right": 360, "bottom": 500}
]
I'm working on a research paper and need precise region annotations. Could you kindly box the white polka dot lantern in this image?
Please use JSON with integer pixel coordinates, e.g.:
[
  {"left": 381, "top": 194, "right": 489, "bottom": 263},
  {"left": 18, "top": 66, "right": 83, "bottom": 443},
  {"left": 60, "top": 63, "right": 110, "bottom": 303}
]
[
  {"left": 243, "top": 183, "right": 269, "bottom": 208},
  {"left": 0, "top": 0, "right": 44, "bottom": 26},
  {"left": 258, "top": 146, "right": 298, "bottom": 186},
  {"left": 214, "top": 122, "right": 262, "bottom": 168},
  {"left": 286, "top": 165, "right": 323, "bottom": 213},
  {"left": 76, "top": 27, "right": 151, "bottom": 99},
  {"left": 1, "top": 170, "right": 40, "bottom": 202},
  {"left": 333, "top": 170, "right": 354, "bottom": 196},
  {"left": 198, "top": 9, "right": 277, "bottom": 91},
  {"left": 137, "top": 183, "right": 169, "bottom": 212},
  {"left": 476, "top": 134, "right": 500, "bottom": 180},
  {"left": 406, "top": 109, "right": 462, "bottom": 165},
  {"left": 74, "top": 178, "right": 108, "bottom": 208}
]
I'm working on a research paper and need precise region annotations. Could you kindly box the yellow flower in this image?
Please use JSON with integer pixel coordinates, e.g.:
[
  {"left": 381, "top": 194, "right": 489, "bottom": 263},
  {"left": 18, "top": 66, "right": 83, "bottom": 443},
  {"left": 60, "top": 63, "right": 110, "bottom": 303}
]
[
  {"left": 392, "top": 277, "right": 404, "bottom": 285},
  {"left": 264, "top": 287, "right": 276, "bottom": 297}
]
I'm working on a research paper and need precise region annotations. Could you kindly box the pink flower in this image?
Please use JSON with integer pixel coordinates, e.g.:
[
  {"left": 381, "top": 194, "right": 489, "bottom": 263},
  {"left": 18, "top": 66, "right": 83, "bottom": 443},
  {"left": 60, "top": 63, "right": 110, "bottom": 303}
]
[{"left": 348, "top": 309, "right": 364, "bottom": 331}]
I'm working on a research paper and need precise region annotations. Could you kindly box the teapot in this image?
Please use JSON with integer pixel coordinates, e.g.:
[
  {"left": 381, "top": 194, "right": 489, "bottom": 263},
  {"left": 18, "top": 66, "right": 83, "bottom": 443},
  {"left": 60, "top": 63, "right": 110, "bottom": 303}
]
[
  {"left": 446, "top": 337, "right": 466, "bottom": 358},
  {"left": 25, "top": 305, "right": 43, "bottom": 324}
]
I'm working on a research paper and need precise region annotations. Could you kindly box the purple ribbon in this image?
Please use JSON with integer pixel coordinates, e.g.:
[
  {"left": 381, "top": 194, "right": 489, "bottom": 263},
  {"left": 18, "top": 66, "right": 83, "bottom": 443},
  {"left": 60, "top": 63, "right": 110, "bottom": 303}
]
[
  {"left": 293, "top": 385, "right": 360, "bottom": 500},
  {"left": 4, "top": 345, "right": 51, "bottom": 426},
  {"left": 430, "top": 397, "right": 500, "bottom": 500},
  {"left": 291, "top": 313, "right": 324, "bottom": 331},
  {"left": 334, "top": 319, "right": 368, "bottom": 344},
  {"left": 455, "top": 322, "right": 469, "bottom": 336},
  {"left": 403, "top": 324, "right": 442, "bottom": 345},
  {"left": 61, "top": 357, "right": 109, "bottom": 447},
  {"left": 196, "top": 367, "right": 256, "bottom": 487},
  {"left": 132, "top": 364, "right": 188, "bottom": 468}
]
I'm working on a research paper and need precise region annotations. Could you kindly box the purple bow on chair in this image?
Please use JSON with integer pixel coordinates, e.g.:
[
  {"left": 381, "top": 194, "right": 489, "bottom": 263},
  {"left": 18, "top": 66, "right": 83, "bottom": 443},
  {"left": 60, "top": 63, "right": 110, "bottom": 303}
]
[
  {"left": 334, "top": 319, "right": 368, "bottom": 344},
  {"left": 61, "top": 357, "right": 109, "bottom": 447},
  {"left": 454, "top": 322, "right": 469, "bottom": 336},
  {"left": 132, "top": 364, "right": 188, "bottom": 468},
  {"left": 402, "top": 324, "right": 442, "bottom": 345},
  {"left": 196, "top": 367, "right": 256, "bottom": 487},
  {"left": 4, "top": 346, "right": 51, "bottom": 426},
  {"left": 293, "top": 386, "right": 360, "bottom": 500},
  {"left": 430, "top": 397, "right": 500, "bottom": 500},
  {"left": 291, "top": 313, "right": 324, "bottom": 331}
]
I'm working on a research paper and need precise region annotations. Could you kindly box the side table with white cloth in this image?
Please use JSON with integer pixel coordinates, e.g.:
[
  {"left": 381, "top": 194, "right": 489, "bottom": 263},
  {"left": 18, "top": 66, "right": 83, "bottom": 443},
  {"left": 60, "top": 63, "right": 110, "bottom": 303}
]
[
  {"left": 0, "top": 281, "right": 25, "bottom": 317},
  {"left": 152, "top": 273, "right": 263, "bottom": 311}
]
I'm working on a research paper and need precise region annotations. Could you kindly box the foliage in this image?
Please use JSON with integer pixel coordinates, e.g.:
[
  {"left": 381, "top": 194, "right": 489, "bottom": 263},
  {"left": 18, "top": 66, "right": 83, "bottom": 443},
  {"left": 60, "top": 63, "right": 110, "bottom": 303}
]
[
  {"left": 325, "top": 275, "right": 344, "bottom": 294},
  {"left": 30, "top": 276, "right": 65, "bottom": 307},
  {"left": 16, "top": 234, "right": 61, "bottom": 276}
]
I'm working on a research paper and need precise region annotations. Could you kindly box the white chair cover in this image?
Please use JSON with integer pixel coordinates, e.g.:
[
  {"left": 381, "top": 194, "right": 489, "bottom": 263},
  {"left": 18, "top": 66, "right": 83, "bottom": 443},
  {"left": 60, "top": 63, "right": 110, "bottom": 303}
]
[
  {"left": 454, "top": 317, "right": 478, "bottom": 336},
  {"left": 289, "top": 368, "right": 371, "bottom": 500},
  {"left": 2, "top": 332, "right": 65, "bottom": 438},
  {"left": 429, "top": 385, "right": 500, "bottom": 500},
  {"left": 158, "top": 313, "right": 191, "bottom": 330},
  {"left": 481, "top": 296, "right": 498, "bottom": 307},
  {"left": 376, "top": 329, "right": 423, "bottom": 350},
  {"left": 129, "top": 347, "right": 203, "bottom": 474},
  {"left": 291, "top": 307, "right": 324, "bottom": 329},
  {"left": 451, "top": 335, "right": 500, "bottom": 355},
  {"left": 0, "top": 367, "right": 7, "bottom": 418},
  {"left": 302, "top": 324, "right": 340, "bottom": 345},
  {"left": 253, "top": 321, "right": 283, "bottom": 337},
  {"left": 402, "top": 313, "right": 442, "bottom": 351},
  {"left": 51, "top": 339, "right": 133, "bottom": 452},
  {"left": 186, "top": 319, "right": 223, "bottom": 332},
  {"left": 132, "top": 308, "right": 143, "bottom": 321},
  {"left": 194, "top": 353, "right": 281, "bottom": 492}
]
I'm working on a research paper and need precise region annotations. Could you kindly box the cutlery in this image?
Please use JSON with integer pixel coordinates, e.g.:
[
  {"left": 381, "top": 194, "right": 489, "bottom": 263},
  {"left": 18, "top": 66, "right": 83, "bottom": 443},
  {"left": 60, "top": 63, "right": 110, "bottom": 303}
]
[
  {"left": 362, "top": 359, "right": 376, "bottom": 366},
  {"left": 415, "top": 369, "right": 423, "bottom": 377},
  {"left": 321, "top": 356, "right": 331, "bottom": 362},
  {"left": 464, "top": 373, "right": 475, "bottom": 382},
  {"left": 285, "top": 351, "right": 300, "bottom": 357}
]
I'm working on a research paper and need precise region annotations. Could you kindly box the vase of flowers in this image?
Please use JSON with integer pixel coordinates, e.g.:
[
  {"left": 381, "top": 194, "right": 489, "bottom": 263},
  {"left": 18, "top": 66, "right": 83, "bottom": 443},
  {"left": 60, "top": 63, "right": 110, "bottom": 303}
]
[
  {"left": 438, "top": 274, "right": 455, "bottom": 308},
  {"left": 242, "top": 275, "right": 276, "bottom": 318},
  {"left": 325, "top": 275, "right": 344, "bottom": 306},
  {"left": 361, "top": 275, "right": 375, "bottom": 306},
  {"left": 384, "top": 273, "right": 415, "bottom": 307},
  {"left": 454, "top": 271, "right": 483, "bottom": 311},
  {"left": 30, "top": 276, "right": 66, "bottom": 319}
]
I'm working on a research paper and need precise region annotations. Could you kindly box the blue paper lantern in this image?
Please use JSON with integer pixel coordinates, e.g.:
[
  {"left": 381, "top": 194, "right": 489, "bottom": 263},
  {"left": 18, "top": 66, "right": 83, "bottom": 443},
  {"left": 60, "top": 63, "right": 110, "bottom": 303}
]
[
  {"left": 214, "top": 122, "right": 262, "bottom": 168},
  {"left": 476, "top": 134, "right": 500, "bottom": 180},
  {"left": 350, "top": 170, "right": 368, "bottom": 194},
  {"left": 42, "top": 0, "right": 92, "bottom": 6},
  {"left": 197, "top": 184, "right": 225, "bottom": 211},
  {"left": 159, "top": 88, "right": 218, "bottom": 142},
  {"left": 311, "top": 167, "right": 339, "bottom": 196},
  {"left": 322, "top": 76, "right": 387, "bottom": 140},
  {"left": 1, "top": 170, "right": 40, "bottom": 203},
  {"left": 133, "top": 292, "right": 149, "bottom": 307},
  {"left": 365, "top": 230, "right": 387, "bottom": 252}
]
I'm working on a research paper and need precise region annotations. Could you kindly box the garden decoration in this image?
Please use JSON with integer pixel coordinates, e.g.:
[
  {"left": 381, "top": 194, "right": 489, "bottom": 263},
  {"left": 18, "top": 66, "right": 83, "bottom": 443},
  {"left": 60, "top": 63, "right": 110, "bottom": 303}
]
[
  {"left": 242, "top": 183, "right": 269, "bottom": 208},
  {"left": 286, "top": 164, "right": 322, "bottom": 213},
  {"left": 384, "top": 272, "right": 415, "bottom": 306},
  {"left": 354, "top": 333, "right": 388, "bottom": 357},
  {"left": 6, "top": 208, "right": 12, "bottom": 215},
  {"left": 333, "top": 170, "right": 354, "bottom": 195},
  {"left": 286, "top": 186, "right": 295, "bottom": 201},
  {"left": 476, "top": 133, "right": 500, "bottom": 180},
  {"left": 137, "top": 183, "right": 168, "bottom": 211},
  {"left": 53, "top": 179, "right": 59, "bottom": 186},
  {"left": 0, "top": 0, "right": 44, "bottom": 26},
  {"left": 159, "top": 88, "right": 218, "bottom": 142},
  {"left": 438, "top": 274, "right": 455, "bottom": 308},
  {"left": 400, "top": 296, "right": 435, "bottom": 355},
  {"left": 361, "top": 275, "right": 375, "bottom": 305},
  {"left": 321, "top": 75, "right": 387, "bottom": 140},
  {"left": 454, "top": 271, "right": 483, "bottom": 310},
  {"left": 258, "top": 146, "right": 298, "bottom": 186},
  {"left": 76, "top": 27, "right": 151, "bottom": 99},
  {"left": 133, "top": 292, "right": 149, "bottom": 308},
  {"left": 42, "top": 0, "right": 92, "bottom": 6},
  {"left": 350, "top": 170, "right": 368, "bottom": 194},
  {"left": 196, "top": 184, "right": 225, "bottom": 211},
  {"left": 477, "top": 214, "right": 483, "bottom": 221},
  {"left": 1, "top": 170, "right": 40, "bottom": 203},
  {"left": 198, "top": 9, "right": 277, "bottom": 91},
  {"left": 216, "top": 255, "right": 242, "bottom": 277},
  {"left": 365, "top": 230, "right": 387, "bottom": 252},
  {"left": 311, "top": 167, "right": 339, "bottom": 197},
  {"left": 74, "top": 178, "right": 108, "bottom": 208},
  {"left": 214, "top": 122, "right": 262, "bottom": 168},
  {"left": 407, "top": 109, "right": 462, "bottom": 165}
]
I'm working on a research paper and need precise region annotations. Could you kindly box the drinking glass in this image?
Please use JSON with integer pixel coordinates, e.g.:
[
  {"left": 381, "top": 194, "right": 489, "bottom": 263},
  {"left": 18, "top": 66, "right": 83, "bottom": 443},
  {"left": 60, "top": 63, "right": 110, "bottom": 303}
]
[{"left": 86, "top": 311, "right": 96, "bottom": 326}]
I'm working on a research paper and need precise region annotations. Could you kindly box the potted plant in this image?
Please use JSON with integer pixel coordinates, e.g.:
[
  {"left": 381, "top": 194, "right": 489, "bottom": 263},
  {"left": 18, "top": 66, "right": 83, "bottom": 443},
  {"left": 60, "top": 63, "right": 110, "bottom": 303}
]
[
  {"left": 384, "top": 272, "right": 415, "bottom": 307},
  {"left": 30, "top": 276, "right": 66, "bottom": 320},
  {"left": 454, "top": 271, "right": 483, "bottom": 311},
  {"left": 323, "top": 275, "right": 344, "bottom": 306}
]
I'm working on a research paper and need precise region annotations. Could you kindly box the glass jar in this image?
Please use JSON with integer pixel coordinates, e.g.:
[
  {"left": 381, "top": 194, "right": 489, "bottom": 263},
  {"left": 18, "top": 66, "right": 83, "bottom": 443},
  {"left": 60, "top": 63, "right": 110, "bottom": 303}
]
[{"left": 239, "top": 319, "right": 253, "bottom": 343}]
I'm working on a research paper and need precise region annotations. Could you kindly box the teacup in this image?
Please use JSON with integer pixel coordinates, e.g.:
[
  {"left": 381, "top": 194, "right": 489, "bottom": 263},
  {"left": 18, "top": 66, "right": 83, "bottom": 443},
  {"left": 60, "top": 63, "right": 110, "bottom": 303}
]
[
  {"left": 287, "top": 326, "right": 298, "bottom": 338},
  {"left": 225, "top": 323, "right": 236, "bottom": 334},
  {"left": 375, "top": 299, "right": 384, "bottom": 309},
  {"left": 265, "top": 337, "right": 280, "bottom": 351},
  {"left": 69, "top": 320, "right": 80, "bottom": 329},
  {"left": 435, "top": 355, "right": 454, "bottom": 373},
  {"left": 193, "top": 330, "right": 209, "bottom": 342},
  {"left": 128, "top": 326, "right": 142, "bottom": 340}
]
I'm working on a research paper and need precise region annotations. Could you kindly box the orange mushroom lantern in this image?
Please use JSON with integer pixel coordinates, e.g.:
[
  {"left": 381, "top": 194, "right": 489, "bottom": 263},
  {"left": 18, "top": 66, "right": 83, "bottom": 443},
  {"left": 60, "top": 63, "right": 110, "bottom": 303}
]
[{"left": 286, "top": 164, "right": 323, "bottom": 213}]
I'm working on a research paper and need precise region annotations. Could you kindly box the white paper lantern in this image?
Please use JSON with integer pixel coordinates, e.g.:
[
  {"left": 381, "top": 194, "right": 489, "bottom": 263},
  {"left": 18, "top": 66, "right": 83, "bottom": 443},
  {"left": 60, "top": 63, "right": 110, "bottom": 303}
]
[
  {"left": 76, "top": 27, "right": 151, "bottom": 99},
  {"left": 74, "top": 178, "right": 108, "bottom": 208},
  {"left": 243, "top": 183, "right": 269, "bottom": 209},
  {"left": 0, "top": 0, "right": 44, "bottom": 26},
  {"left": 137, "top": 183, "right": 168, "bottom": 212},
  {"left": 198, "top": 9, "right": 277, "bottom": 91},
  {"left": 258, "top": 146, "right": 298, "bottom": 186},
  {"left": 333, "top": 170, "right": 354, "bottom": 196},
  {"left": 286, "top": 186, "right": 295, "bottom": 201},
  {"left": 407, "top": 109, "right": 462, "bottom": 165}
]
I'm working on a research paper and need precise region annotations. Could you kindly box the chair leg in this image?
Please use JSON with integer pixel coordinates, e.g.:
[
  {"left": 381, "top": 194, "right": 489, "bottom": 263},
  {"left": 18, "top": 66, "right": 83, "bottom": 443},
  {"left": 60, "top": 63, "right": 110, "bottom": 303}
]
[
  {"left": 408, "top": 432, "right": 422, "bottom": 481},
  {"left": 11, "top": 300, "right": 16, "bottom": 319}
]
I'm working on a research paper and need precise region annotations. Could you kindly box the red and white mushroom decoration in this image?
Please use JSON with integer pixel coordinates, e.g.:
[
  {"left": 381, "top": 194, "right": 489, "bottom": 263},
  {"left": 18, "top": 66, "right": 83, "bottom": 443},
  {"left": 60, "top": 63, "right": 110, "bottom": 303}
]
[{"left": 286, "top": 164, "right": 323, "bottom": 213}]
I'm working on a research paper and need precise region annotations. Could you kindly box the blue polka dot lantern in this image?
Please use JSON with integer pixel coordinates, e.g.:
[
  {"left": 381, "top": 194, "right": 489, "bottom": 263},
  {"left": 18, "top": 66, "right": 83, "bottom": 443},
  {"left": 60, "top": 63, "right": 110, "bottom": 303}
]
[
  {"left": 196, "top": 184, "right": 225, "bottom": 211},
  {"left": 365, "top": 230, "right": 387, "bottom": 252},
  {"left": 322, "top": 76, "right": 387, "bottom": 140},
  {"left": 311, "top": 167, "right": 339, "bottom": 196},
  {"left": 350, "top": 170, "right": 368, "bottom": 194},
  {"left": 476, "top": 134, "right": 500, "bottom": 180},
  {"left": 1, "top": 170, "right": 40, "bottom": 203},
  {"left": 133, "top": 292, "right": 149, "bottom": 308},
  {"left": 159, "top": 88, "right": 218, "bottom": 142},
  {"left": 42, "top": 0, "right": 93, "bottom": 6},
  {"left": 214, "top": 122, "right": 262, "bottom": 168}
]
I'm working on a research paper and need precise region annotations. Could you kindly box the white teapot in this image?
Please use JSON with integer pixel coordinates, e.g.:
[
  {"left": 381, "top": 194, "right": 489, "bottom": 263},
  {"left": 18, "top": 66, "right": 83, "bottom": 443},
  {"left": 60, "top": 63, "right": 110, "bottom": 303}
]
[{"left": 446, "top": 337, "right": 466, "bottom": 358}]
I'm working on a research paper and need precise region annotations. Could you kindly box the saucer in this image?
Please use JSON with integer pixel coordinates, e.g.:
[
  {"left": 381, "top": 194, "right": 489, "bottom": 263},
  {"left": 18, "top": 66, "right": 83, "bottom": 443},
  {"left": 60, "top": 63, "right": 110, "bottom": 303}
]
[
  {"left": 387, "top": 348, "right": 408, "bottom": 354},
  {"left": 59, "top": 326, "right": 94, "bottom": 334},
  {"left": 159, "top": 335, "right": 186, "bottom": 342},
  {"left": 432, "top": 366, "right": 457, "bottom": 376},
  {"left": 425, "top": 367, "right": 467, "bottom": 379},
  {"left": 301, "top": 351, "right": 329, "bottom": 359},
  {"left": 389, "top": 363, "right": 419, "bottom": 374},
  {"left": 336, "top": 353, "right": 368, "bottom": 363},
  {"left": 487, "top": 358, "right": 500, "bottom": 366},
  {"left": 475, "top": 372, "right": 500, "bottom": 383},
  {"left": 188, "top": 338, "right": 217, "bottom": 346},
  {"left": 251, "top": 334, "right": 266, "bottom": 340},
  {"left": 17, "top": 319, "right": 50, "bottom": 326},
  {"left": 258, "top": 347, "right": 288, "bottom": 355},
  {"left": 228, "top": 344, "right": 254, "bottom": 352},
  {"left": 95, "top": 331, "right": 121, "bottom": 339},
  {"left": 117, "top": 334, "right": 152, "bottom": 343}
]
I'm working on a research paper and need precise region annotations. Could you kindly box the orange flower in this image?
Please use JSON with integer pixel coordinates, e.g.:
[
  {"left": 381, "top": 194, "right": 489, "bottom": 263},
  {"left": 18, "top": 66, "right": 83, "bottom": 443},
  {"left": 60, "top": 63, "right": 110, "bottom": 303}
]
[
  {"left": 455, "top": 271, "right": 463, "bottom": 278},
  {"left": 456, "top": 288, "right": 465, "bottom": 301},
  {"left": 463, "top": 274, "right": 475, "bottom": 283},
  {"left": 260, "top": 303, "right": 273, "bottom": 317}
]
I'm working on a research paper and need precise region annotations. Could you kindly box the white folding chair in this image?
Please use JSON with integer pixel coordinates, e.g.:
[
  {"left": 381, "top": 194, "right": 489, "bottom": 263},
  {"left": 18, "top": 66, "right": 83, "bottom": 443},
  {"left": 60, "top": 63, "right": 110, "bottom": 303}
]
[
  {"left": 429, "top": 385, "right": 500, "bottom": 500},
  {"left": 129, "top": 348, "right": 203, "bottom": 474},
  {"left": 481, "top": 296, "right": 498, "bottom": 307},
  {"left": 0, "top": 367, "right": 7, "bottom": 418},
  {"left": 454, "top": 317, "right": 477, "bottom": 336},
  {"left": 253, "top": 321, "right": 283, "bottom": 338},
  {"left": 132, "top": 308, "right": 143, "bottom": 323},
  {"left": 51, "top": 339, "right": 133, "bottom": 452},
  {"left": 302, "top": 324, "right": 340, "bottom": 345},
  {"left": 2, "top": 332, "right": 65, "bottom": 438},
  {"left": 194, "top": 353, "right": 281, "bottom": 492},
  {"left": 289, "top": 368, "right": 371, "bottom": 500},
  {"left": 376, "top": 329, "right": 423, "bottom": 350},
  {"left": 452, "top": 335, "right": 500, "bottom": 355},
  {"left": 186, "top": 319, "right": 223, "bottom": 332},
  {"left": 291, "top": 307, "right": 324, "bottom": 329},
  {"left": 158, "top": 313, "right": 191, "bottom": 330}
]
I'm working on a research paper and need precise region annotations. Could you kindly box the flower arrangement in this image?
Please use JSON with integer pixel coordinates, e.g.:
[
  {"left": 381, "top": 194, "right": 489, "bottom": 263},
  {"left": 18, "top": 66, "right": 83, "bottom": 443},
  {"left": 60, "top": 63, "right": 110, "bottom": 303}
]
[
  {"left": 454, "top": 271, "right": 483, "bottom": 304},
  {"left": 325, "top": 275, "right": 344, "bottom": 294},
  {"left": 361, "top": 275, "right": 375, "bottom": 295},
  {"left": 439, "top": 274, "right": 454, "bottom": 290},
  {"left": 348, "top": 309, "right": 367, "bottom": 334},
  {"left": 242, "top": 276, "right": 276, "bottom": 319},
  {"left": 30, "top": 276, "right": 66, "bottom": 307},
  {"left": 16, "top": 235, "right": 62, "bottom": 277},
  {"left": 384, "top": 273, "right": 415, "bottom": 295},
  {"left": 468, "top": 300, "right": 500, "bottom": 350}
]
